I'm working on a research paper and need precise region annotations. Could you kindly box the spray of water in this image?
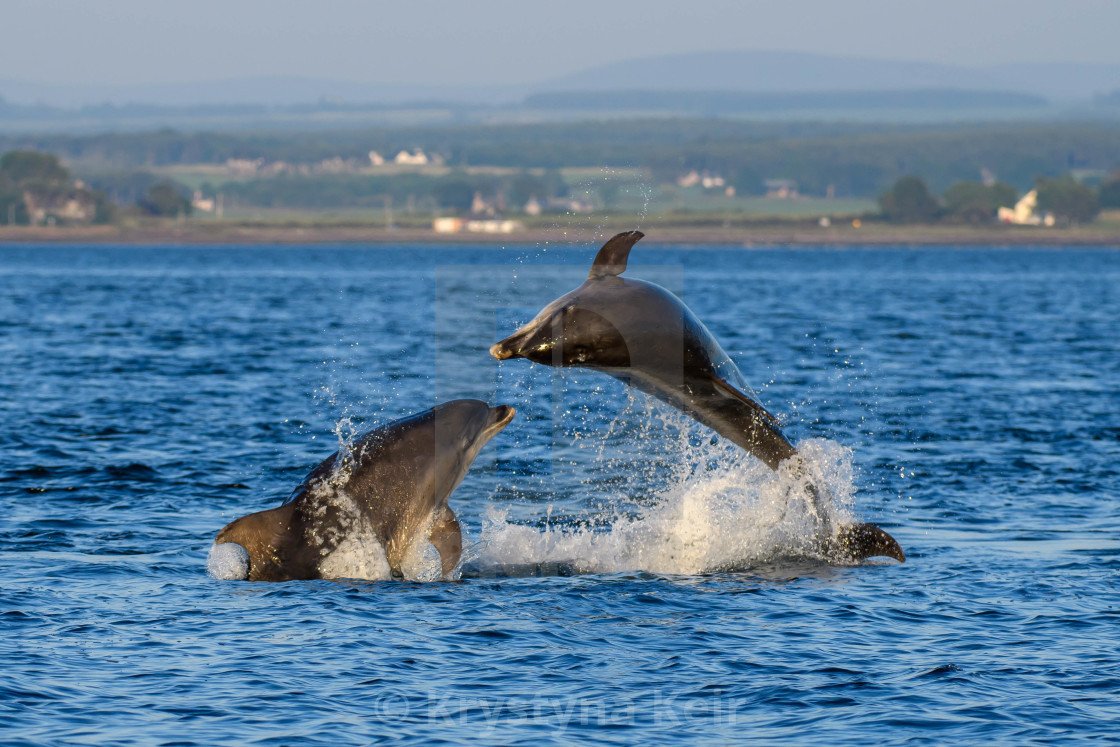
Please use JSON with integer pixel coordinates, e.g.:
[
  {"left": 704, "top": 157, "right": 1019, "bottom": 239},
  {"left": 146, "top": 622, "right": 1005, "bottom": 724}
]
[
  {"left": 207, "top": 542, "right": 250, "bottom": 580},
  {"left": 467, "top": 431, "right": 858, "bottom": 577}
]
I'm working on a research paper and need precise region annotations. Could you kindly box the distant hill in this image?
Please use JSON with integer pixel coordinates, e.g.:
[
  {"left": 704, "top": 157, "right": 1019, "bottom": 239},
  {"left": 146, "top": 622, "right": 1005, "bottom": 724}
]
[
  {"left": 3, "top": 51, "right": 1120, "bottom": 110},
  {"left": 524, "top": 89, "right": 1049, "bottom": 115},
  {"left": 1, "top": 50, "right": 1118, "bottom": 134},
  {"left": 537, "top": 51, "right": 987, "bottom": 95},
  {"left": 534, "top": 51, "right": 1120, "bottom": 102}
]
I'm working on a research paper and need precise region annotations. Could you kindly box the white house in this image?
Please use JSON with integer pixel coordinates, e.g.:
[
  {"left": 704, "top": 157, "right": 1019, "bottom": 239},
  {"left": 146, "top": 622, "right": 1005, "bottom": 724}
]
[{"left": 394, "top": 149, "right": 429, "bottom": 166}]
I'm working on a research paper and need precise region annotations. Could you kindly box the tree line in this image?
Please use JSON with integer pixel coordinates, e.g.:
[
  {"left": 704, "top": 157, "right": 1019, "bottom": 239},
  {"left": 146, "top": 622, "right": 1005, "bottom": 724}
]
[
  {"left": 3, "top": 119, "right": 1120, "bottom": 198},
  {"left": 879, "top": 173, "right": 1116, "bottom": 225},
  {"left": 5, "top": 115, "right": 1120, "bottom": 224},
  {"left": 0, "top": 150, "right": 189, "bottom": 225},
  {"left": 7, "top": 146, "right": 1117, "bottom": 225}
]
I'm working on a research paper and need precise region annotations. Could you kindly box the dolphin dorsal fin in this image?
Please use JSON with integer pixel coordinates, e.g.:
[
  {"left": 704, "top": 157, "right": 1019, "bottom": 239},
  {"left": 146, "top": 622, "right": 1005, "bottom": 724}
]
[{"left": 589, "top": 231, "right": 644, "bottom": 279}]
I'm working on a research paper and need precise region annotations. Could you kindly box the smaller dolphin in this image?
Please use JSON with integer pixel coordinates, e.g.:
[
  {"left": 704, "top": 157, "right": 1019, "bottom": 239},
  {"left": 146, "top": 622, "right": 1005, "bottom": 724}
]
[
  {"left": 490, "top": 231, "right": 903, "bottom": 563},
  {"left": 211, "top": 399, "right": 515, "bottom": 581}
]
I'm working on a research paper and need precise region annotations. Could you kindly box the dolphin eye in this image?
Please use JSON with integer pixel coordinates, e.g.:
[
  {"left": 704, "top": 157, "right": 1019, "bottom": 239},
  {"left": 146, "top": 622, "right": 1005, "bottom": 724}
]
[{"left": 558, "top": 309, "right": 631, "bottom": 368}]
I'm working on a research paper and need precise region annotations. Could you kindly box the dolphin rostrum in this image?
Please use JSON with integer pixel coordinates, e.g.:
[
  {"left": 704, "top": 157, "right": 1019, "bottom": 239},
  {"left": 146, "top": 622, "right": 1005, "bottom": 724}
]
[
  {"left": 211, "top": 399, "right": 516, "bottom": 581},
  {"left": 490, "top": 231, "right": 903, "bottom": 563}
]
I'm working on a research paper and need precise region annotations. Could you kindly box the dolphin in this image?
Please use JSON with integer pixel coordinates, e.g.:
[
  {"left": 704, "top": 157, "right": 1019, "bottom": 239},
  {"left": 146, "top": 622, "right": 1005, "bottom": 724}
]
[
  {"left": 211, "top": 399, "right": 516, "bottom": 581},
  {"left": 490, "top": 231, "right": 903, "bottom": 563}
]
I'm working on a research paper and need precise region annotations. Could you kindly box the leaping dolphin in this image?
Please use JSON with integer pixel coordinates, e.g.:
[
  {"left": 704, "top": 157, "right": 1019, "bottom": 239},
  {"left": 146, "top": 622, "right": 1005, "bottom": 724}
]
[
  {"left": 490, "top": 231, "right": 903, "bottom": 563},
  {"left": 211, "top": 399, "right": 516, "bottom": 581}
]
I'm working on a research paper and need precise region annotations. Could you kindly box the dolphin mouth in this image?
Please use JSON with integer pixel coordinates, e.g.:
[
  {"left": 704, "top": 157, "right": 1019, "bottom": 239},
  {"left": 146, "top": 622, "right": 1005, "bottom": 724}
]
[
  {"left": 484, "top": 404, "right": 516, "bottom": 436},
  {"left": 489, "top": 339, "right": 518, "bottom": 360}
]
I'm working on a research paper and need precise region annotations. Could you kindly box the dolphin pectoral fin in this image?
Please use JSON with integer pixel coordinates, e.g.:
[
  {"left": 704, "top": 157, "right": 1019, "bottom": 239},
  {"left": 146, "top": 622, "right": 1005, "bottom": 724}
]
[
  {"left": 710, "top": 375, "right": 784, "bottom": 430},
  {"left": 589, "top": 231, "right": 644, "bottom": 279},
  {"left": 834, "top": 522, "right": 906, "bottom": 563},
  {"left": 430, "top": 506, "right": 463, "bottom": 578}
]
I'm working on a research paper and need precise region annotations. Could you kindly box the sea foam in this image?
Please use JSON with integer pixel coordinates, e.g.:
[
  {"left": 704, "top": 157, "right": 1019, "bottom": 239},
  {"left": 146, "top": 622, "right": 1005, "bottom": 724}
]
[
  {"left": 207, "top": 542, "right": 250, "bottom": 580},
  {"left": 470, "top": 437, "right": 858, "bottom": 576}
]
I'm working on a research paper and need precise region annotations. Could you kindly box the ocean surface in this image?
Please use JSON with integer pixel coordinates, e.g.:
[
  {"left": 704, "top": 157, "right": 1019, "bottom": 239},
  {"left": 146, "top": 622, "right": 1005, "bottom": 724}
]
[{"left": 2, "top": 242, "right": 1118, "bottom": 745}]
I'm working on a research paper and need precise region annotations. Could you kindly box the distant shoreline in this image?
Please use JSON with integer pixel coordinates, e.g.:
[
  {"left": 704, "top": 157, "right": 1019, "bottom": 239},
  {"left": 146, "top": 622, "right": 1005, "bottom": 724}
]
[{"left": 2, "top": 223, "right": 1119, "bottom": 247}]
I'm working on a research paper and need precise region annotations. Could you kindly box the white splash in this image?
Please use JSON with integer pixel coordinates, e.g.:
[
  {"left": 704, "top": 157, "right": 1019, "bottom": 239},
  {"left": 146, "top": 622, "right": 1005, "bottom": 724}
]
[
  {"left": 207, "top": 542, "right": 250, "bottom": 580},
  {"left": 304, "top": 480, "right": 394, "bottom": 581},
  {"left": 472, "top": 437, "right": 858, "bottom": 575},
  {"left": 400, "top": 539, "right": 447, "bottom": 583},
  {"left": 318, "top": 529, "right": 393, "bottom": 581}
]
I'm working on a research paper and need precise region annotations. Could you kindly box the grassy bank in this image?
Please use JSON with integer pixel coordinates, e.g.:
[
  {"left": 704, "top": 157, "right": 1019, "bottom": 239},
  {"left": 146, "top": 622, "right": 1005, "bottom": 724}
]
[{"left": 3, "top": 211, "right": 1120, "bottom": 246}]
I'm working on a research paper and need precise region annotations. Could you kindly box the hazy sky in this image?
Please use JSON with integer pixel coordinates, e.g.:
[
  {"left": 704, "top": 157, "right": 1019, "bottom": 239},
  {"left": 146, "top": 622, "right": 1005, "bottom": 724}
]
[{"left": 6, "top": 0, "right": 1120, "bottom": 85}]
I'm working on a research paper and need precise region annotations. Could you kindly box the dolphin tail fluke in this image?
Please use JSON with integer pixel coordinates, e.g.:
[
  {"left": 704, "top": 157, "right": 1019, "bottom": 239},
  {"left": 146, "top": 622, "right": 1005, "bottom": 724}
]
[
  {"left": 588, "top": 231, "right": 644, "bottom": 279},
  {"left": 834, "top": 522, "right": 905, "bottom": 563},
  {"left": 430, "top": 505, "right": 463, "bottom": 578}
]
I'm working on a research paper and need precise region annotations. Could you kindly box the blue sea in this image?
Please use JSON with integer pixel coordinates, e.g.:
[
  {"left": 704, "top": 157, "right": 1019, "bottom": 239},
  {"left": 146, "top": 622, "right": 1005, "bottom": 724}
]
[{"left": 2, "top": 242, "right": 1118, "bottom": 745}]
